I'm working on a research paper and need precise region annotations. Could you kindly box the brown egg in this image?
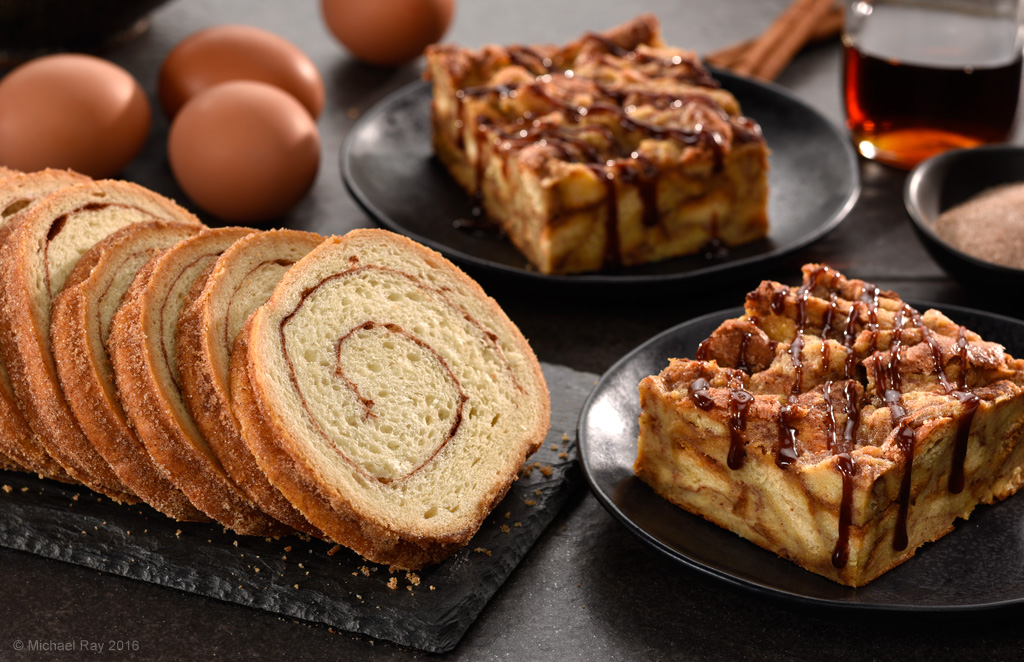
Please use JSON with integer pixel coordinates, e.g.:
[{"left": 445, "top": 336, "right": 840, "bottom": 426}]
[
  {"left": 168, "top": 81, "right": 320, "bottom": 223},
  {"left": 0, "top": 54, "right": 151, "bottom": 178},
  {"left": 159, "top": 25, "right": 325, "bottom": 119},
  {"left": 321, "top": 0, "right": 454, "bottom": 66}
]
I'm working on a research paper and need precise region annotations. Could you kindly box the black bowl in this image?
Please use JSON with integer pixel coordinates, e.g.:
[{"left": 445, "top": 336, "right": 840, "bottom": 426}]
[
  {"left": 904, "top": 144, "right": 1024, "bottom": 289},
  {"left": 0, "top": 0, "right": 172, "bottom": 64}
]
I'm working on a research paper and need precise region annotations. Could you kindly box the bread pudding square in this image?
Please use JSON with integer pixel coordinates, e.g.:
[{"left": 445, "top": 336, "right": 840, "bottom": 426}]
[
  {"left": 635, "top": 264, "right": 1024, "bottom": 586},
  {"left": 424, "top": 15, "right": 769, "bottom": 275}
]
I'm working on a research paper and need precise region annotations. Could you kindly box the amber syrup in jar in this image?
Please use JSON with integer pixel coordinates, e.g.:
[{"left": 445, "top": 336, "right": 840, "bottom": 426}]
[{"left": 843, "top": 1, "right": 1023, "bottom": 169}]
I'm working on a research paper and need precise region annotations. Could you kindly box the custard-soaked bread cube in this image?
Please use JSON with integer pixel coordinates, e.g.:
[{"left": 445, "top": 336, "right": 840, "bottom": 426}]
[
  {"left": 636, "top": 263, "right": 1024, "bottom": 586},
  {"left": 425, "top": 15, "right": 769, "bottom": 274}
]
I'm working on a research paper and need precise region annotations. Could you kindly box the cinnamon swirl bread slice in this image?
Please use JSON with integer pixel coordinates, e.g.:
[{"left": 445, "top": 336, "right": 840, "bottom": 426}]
[
  {"left": 109, "top": 227, "right": 288, "bottom": 535},
  {"left": 0, "top": 168, "right": 92, "bottom": 479},
  {"left": 232, "top": 229, "right": 550, "bottom": 568},
  {"left": 0, "top": 179, "right": 200, "bottom": 499},
  {"left": 178, "top": 229, "right": 324, "bottom": 534},
  {"left": 52, "top": 221, "right": 209, "bottom": 521}
]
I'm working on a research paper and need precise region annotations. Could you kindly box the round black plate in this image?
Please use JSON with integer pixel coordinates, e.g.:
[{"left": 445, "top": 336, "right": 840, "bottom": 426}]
[
  {"left": 578, "top": 302, "right": 1024, "bottom": 610},
  {"left": 342, "top": 75, "right": 860, "bottom": 288}
]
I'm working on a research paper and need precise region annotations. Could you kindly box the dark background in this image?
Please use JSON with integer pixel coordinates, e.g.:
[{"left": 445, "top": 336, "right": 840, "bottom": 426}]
[{"left": 2, "top": 1, "right": 1022, "bottom": 659}]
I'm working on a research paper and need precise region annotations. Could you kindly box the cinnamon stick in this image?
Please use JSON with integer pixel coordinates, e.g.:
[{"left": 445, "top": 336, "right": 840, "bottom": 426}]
[
  {"left": 705, "top": 4, "right": 843, "bottom": 72},
  {"left": 730, "top": 0, "right": 838, "bottom": 80}
]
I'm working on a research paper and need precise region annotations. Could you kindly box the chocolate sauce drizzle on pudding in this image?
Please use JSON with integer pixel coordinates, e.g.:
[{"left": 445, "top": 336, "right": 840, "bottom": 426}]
[
  {"left": 687, "top": 376, "right": 714, "bottom": 410},
  {"left": 772, "top": 265, "right": 874, "bottom": 567},
  {"left": 874, "top": 304, "right": 916, "bottom": 551},
  {"left": 452, "top": 39, "right": 765, "bottom": 265},
  {"left": 727, "top": 379, "right": 752, "bottom": 470},
  {"left": 949, "top": 326, "right": 980, "bottom": 493},
  {"left": 824, "top": 379, "right": 860, "bottom": 568},
  {"left": 776, "top": 266, "right": 834, "bottom": 468},
  {"left": 682, "top": 265, "right": 997, "bottom": 575}
]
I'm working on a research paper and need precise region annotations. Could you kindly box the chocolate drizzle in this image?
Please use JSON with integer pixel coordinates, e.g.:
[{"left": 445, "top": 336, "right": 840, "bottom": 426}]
[
  {"left": 824, "top": 379, "right": 860, "bottom": 567},
  {"left": 949, "top": 326, "right": 979, "bottom": 493},
  {"left": 688, "top": 377, "right": 714, "bottom": 410},
  {"left": 874, "top": 304, "right": 915, "bottom": 551},
  {"left": 776, "top": 266, "right": 833, "bottom": 468},
  {"left": 694, "top": 265, "right": 990, "bottom": 569},
  {"left": 841, "top": 300, "right": 860, "bottom": 380},
  {"left": 737, "top": 331, "right": 752, "bottom": 374},
  {"left": 905, "top": 312, "right": 980, "bottom": 494},
  {"left": 452, "top": 45, "right": 764, "bottom": 261},
  {"left": 727, "top": 382, "right": 752, "bottom": 470}
]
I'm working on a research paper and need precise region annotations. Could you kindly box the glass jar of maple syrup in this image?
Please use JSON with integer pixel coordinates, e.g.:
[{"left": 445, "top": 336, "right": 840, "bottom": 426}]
[{"left": 843, "top": 0, "right": 1024, "bottom": 169}]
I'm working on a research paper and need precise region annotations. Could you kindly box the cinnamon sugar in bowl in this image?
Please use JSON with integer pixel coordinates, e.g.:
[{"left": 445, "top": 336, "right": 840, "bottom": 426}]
[{"left": 905, "top": 144, "right": 1024, "bottom": 288}]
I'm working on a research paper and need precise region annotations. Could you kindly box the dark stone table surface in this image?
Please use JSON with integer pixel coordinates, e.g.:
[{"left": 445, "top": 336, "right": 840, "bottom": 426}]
[{"left": 2, "top": 1, "right": 1022, "bottom": 659}]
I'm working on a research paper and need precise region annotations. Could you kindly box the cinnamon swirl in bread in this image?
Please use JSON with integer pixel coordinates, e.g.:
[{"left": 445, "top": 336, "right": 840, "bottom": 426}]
[
  {"left": 0, "top": 179, "right": 201, "bottom": 499},
  {"left": 232, "top": 229, "right": 550, "bottom": 568},
  {"left": 177, "top": 229, "right": 324, "bottom": 534},
  {"left": 52, "top": 221, "right": 209, "bottom": 521},
  {"left": 0, "top": 168, "right": 92, "bottom": 479},
  {"left": 108, "top": 227, "right": 288, "bottom": 535}
]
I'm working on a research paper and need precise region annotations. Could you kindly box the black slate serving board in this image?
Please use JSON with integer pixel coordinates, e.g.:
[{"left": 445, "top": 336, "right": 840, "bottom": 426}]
[{"left": 0, "top": 362, "right": 593, "bottom": 654}]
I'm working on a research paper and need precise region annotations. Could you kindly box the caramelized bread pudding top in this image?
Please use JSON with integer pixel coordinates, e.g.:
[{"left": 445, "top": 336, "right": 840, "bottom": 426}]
[
  {"left": 425, "top": 14, "right": 763, "bottom": 178},
  {"left": 666, "top": 264, "right": 1024, "bottom": 567}
]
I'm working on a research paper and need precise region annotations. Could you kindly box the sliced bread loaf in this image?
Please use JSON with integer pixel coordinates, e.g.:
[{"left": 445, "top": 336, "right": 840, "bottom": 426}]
[
  {"left": 177, "top": 229, "right": 324, "bottom": 535},
  {"left": 108, "top": 227, "right": 289, "bottom": 535},
  {"left": 0, "top": 169, "right": 92, "bottom": 479},
  {"left": 52, "top": 221, "right": 209, "bottom": 521},
  {"left": 0, "top": 179, "right": 201, "bottom": 499},
  {"left": 231, "top": 229, "right": 550, "bottom": 568}
]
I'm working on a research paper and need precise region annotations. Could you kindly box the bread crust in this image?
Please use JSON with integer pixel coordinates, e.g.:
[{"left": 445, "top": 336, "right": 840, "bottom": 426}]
[
  {"left": 0, "top": 179, "right": 201, "bottom": 499},
  {"left": 51, "top": 221, "right": 209, "bottom": 521},
  {"left": 177, "top": 229, "right": 325, "bottom": 536},
  {"left": 108, "top": 227, "right": 289, "bottom": 536},
  {"left": 0, "top": 169, "right": 93, "bottom": 480},
  {"left": 233, "top": 229, "right": 550, "bottom": 568}
]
